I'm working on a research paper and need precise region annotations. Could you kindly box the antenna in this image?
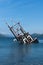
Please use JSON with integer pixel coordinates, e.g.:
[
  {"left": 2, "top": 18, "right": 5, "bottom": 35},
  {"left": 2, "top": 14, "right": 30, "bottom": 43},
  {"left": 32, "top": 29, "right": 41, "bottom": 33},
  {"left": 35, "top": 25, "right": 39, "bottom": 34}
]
[{"left": 6, "top": 22, "right": 11, "bottom": 28}]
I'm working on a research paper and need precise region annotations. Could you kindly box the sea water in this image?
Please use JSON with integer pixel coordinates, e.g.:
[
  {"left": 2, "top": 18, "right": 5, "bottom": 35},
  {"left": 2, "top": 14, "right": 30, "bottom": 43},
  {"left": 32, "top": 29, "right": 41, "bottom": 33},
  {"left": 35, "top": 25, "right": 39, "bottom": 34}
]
[{"left": 0, "top": 37, "right": 43, "bottom": 65}]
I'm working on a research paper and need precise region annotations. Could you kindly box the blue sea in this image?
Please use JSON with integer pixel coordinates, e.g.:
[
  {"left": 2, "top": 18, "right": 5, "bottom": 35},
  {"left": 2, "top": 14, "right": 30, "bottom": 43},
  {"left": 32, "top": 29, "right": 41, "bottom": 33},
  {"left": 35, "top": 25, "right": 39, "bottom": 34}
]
[{"left": 0, "top": 37, "right": 43, "bottom": 65}]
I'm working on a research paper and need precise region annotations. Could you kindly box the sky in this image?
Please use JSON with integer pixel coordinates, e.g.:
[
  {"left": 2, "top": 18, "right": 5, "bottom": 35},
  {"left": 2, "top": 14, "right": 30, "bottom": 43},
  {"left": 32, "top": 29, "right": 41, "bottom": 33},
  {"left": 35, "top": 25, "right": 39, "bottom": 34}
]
[{"left": 0, "top": 0, "right": 43, "bottom": 35}]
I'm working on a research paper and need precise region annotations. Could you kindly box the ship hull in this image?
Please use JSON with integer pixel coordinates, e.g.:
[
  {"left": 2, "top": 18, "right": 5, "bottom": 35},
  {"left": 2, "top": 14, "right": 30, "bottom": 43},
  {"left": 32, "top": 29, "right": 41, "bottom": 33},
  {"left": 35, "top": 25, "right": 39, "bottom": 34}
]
[{"left": 31, "top": 38, "right": 39, "bottom": 43}]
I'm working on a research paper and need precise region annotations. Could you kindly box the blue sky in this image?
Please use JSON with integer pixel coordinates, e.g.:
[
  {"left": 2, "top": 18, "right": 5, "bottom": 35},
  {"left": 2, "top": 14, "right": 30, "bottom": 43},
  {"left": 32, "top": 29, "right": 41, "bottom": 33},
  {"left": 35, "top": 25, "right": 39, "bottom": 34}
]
[{"left": 0, "top": 0, "right": 43, "bottom": 35}]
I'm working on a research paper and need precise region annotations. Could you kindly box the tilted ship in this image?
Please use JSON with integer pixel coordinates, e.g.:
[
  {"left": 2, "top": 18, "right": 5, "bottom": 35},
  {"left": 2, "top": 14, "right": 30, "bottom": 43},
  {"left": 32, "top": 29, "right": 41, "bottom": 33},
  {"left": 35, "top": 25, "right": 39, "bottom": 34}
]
[{"left": 6, "top": 22, "right": 39, "bottom": 44}]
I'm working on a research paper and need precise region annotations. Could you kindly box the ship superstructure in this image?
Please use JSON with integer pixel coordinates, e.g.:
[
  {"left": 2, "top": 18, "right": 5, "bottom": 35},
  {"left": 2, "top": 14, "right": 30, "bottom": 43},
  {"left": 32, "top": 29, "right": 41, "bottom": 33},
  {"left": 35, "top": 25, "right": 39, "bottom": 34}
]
[{"left": 6, "top": 22, "right": 38, "bottom": 44}]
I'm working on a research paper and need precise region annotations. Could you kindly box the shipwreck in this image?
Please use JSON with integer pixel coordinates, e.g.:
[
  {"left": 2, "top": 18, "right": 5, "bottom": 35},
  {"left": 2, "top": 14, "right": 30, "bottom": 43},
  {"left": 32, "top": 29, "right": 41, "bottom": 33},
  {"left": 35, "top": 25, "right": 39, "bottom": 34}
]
[{"left": 6, "top": 22, "right": 39, "bottom": 44}]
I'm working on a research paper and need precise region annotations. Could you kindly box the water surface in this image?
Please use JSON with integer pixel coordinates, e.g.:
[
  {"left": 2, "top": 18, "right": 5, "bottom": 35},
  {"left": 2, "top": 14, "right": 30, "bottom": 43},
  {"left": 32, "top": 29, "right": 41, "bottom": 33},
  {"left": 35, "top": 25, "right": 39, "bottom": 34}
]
[{"left": 0, "top": 37, "right": 43, "bottom": 65}]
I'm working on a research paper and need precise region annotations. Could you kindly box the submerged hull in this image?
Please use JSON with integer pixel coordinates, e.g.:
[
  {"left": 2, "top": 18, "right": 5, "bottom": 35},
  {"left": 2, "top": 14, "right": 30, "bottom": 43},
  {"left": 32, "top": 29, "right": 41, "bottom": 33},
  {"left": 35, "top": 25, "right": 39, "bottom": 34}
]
[
  {"left": 17, "top": 38, "right": 39, "bottom": 44},
  {"left": 31, "top": 38, "right": 39, "bottom": 43}
]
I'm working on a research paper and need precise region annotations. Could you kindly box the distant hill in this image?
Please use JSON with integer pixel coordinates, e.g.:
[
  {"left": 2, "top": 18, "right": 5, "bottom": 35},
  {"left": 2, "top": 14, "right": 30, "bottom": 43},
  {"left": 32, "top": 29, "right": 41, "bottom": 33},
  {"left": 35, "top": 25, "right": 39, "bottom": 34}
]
[
  {"left": 31, "top": 33, "right": 43, "bottom": 39},
  {"left": 0, "top": 34, "right": 6, "bottom": 37},
  {"left": 0, "top": 33, "right": 14, "bottom": 38},
  {"left": 0, "top": 33, "right": 43, "bottom": 39}
]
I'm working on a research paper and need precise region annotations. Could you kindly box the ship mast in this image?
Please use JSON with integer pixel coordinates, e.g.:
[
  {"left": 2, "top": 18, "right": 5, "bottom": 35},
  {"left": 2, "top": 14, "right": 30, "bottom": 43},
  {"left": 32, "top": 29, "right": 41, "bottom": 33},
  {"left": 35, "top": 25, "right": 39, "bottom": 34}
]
[
  {"left": 6, "top": 23, "right": 18, "bottom": 40},
  {"left": 17, "top": 22, "right": 26, "bottom": 34},
  {"left": 17, "top": 22, "right": 33, "bottom": 41}
]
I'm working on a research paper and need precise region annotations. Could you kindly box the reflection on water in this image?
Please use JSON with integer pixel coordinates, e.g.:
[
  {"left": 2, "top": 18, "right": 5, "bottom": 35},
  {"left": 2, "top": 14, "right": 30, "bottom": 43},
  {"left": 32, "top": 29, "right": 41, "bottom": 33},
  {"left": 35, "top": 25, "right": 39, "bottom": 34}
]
[{"left": 0, "top": 37, "right": 43, "bottom": 65}]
